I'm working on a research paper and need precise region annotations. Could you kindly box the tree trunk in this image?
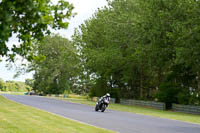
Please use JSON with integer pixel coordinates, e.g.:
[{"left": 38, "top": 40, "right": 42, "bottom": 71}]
[
  {"left": 198, "top": 80, "right": 200, "bottom": 92},
  {"left": 140, "top": 66, "right": 143, "bottom": 98},
  {"left": 198, "top": 72, "right": 200, "bottom": 92},
  {"left": 157, "top": 67, "right": 162, "bottom": 87},
  {"left": 140, "top": 80, "right": 143, "bottom": 98}
]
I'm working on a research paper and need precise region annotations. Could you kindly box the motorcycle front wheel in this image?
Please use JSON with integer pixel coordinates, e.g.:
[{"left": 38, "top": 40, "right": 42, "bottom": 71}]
[{"left": 95, "top": 105, "right": 99, "bottom": 111}]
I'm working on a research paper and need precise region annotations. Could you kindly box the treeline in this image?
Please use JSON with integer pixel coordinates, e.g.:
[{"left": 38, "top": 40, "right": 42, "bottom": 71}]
[
  {"left": 0, "top": 78, "right": 31, "bottom": 92},
  {"left": 72, "top": 0, "right": 200, "bottom": 106},
  {"left": 28, "top": 0, "right": 200, "bottom": 107}
]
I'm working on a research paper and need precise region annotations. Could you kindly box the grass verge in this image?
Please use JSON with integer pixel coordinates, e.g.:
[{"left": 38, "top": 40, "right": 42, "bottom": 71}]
[
  {"left": 50, "top": 95, "right": 200, "bottom": 125},
  {"left": 0, "top": 91, "right": 25, "bottom": 95},
  {"left": 0, "top": 95, "right": 115, "bottom": 133}
]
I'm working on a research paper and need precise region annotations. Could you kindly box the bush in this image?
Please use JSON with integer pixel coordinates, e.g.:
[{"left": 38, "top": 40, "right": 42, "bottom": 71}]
[
  {"left": 0, "top": 81, "right": 31, "bottom": 92},
  {"left": 156, "top": 82, "right": 180, "bottom": 109},
  {"left": 89, "top": 87, "right": 107, "bottom": 97},
  {"left": 177, "top": 88, "right": 190, "bottom": 105},
  {"left": 88, "top": 78, "right": 107, "bottom": 97},
  {"left": 109, "top": 88, "right": 120, "bottom": 103},
  {"left": 189, "top": 92, "right": 200, "bottom": 105}
]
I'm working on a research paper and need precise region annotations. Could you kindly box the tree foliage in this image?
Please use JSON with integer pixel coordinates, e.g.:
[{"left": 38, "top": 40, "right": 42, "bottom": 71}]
[
  {"left": 30, "top": 35, "right": 79, "bottom": 94},
  {"left": 2, "top": 0, "right": 200, "bottom": 106},
  {"left": 73, "top": 0, "right": 200, "bottom": 105},
  {"left": 0, "top": 79, "right": 31, "bottom": 92},
  {"left": 0, "top": 0, "right": 75, "bottom": 61},
  {"left": 0, "top": 78, "right": 4, "bottom": 90}
]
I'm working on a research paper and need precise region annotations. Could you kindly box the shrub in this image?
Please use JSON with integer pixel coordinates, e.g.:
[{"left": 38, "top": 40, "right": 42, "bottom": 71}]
[
  {"left": 177, "top": 88, "right": 190, "bottom": 105},
  {"left": 156, "top": 82, "right": 180, "bottom": 109}
]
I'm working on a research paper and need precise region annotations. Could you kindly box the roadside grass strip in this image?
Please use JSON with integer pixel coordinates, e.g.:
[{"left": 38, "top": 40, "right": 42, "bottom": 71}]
[
  {"left": 51, "top": 96, "right": 200, "bottom": 125},
  {"left": 0, "top": 95, "right": 115, "bottom": 133},
  {"left": 0, "top": 91, "right": 25, "bottom": 95}
]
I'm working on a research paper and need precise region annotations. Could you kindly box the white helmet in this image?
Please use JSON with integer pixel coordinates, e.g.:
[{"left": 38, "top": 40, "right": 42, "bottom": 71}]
[{"left": 106, "top": 93, "right": 110, "bottom": 97}]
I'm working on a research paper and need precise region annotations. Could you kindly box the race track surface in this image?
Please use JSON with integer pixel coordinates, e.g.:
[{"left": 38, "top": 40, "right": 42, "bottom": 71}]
[{"left": 2, "top": 94, "right": 200, "bottom": 133}]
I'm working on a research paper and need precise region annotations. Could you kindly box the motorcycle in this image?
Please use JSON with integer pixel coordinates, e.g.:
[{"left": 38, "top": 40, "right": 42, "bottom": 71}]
[{"left": 95, "top": 97, "right": 109, "bottom": 112}]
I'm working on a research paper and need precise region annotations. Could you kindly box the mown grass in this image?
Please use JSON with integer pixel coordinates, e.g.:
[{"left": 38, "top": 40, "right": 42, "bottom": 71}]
[
  {"left": 50, "top": 95, "right": 200, "bottom": 125},
  {"left": 0, "top": 95, "right": 115, "bottom": 133},
  {"left": 0, "top": 91, "right": 25, "bottom": 95}
]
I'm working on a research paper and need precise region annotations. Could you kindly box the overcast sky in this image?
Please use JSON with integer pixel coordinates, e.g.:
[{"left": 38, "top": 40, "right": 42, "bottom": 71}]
[{"left": 0, "top": 0, "right": 107, "bottom": 82}]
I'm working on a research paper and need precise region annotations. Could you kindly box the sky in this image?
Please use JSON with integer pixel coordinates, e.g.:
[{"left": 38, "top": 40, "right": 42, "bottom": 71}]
[{"left": 0, "top": 0, "right": 107, "bottom": 82}]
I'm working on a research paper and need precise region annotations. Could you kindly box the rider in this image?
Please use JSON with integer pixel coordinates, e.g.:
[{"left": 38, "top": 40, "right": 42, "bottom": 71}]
[{"left": 99, "top": 93, "right": 110, "bottom": 102}]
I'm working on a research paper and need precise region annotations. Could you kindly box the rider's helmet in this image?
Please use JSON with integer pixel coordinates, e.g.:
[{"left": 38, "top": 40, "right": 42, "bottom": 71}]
[{"left": 106, "top": 93, "right": 110, "bottom": 97}]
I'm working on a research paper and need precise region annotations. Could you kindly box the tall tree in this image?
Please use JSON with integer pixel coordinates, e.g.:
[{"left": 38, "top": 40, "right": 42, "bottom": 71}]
[
  {"left": 25, "top": 78, "right": 34, "bottom": 88},
  {"left": 30, "top": 35, "right": 79, "bottom": 94},
  {"left": 73, "top": 0, "right": 142, "bottom": 99},
  {"left": 0, "top": 78, "right": 4, "bottom": 91}
]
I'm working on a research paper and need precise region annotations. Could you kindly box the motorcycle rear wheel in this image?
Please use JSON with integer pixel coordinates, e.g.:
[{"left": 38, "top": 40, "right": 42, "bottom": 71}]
[{"left": 101, "top": 104, "right": 106, "bottom": 112}]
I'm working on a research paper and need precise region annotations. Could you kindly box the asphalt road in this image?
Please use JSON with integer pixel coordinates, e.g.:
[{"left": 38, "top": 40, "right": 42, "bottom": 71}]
[{"left": 2, "top": 94, "right": 200, "bottom": 133}]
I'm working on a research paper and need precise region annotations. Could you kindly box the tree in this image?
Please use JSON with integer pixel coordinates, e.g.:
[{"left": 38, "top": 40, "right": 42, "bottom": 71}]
[
  {"left": 137, "top": 0, "right": 200, "bottom": 104},
  {"left": 1, "top": 80, "right": 29, "bottom": 92},
  {"left": 30, "top": 34, "right": 79, "bottom": 94},
  {"left": 25, "top": 79, "right": 34, "bottom": 87},
  {"left": 73, "top": 0, "right": 150, "bottom": 99},
  {"left": 25, "top": 78, "right": 34, "bottom": 91},
  {"left": 0, "top": 0, "right": 75, "bottom": 61},
  {"left": 0, "top": 78, "right": 4, "bottom": 91},
  {"left": 73, "top": 0, "right": 200, "bottom": 104},
  {"left": 173, "top": 0, "right": 200, "bottom": 93}
]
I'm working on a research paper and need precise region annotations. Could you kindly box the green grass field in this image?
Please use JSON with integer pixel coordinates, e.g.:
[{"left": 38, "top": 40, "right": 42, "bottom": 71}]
[
  {"left": 0, "top": 95, "right": 115, "bottom": 133},
  {"left": 50, "top": 95, "right": 200, "bottom": 125}
]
